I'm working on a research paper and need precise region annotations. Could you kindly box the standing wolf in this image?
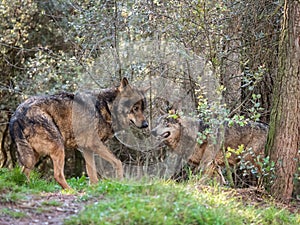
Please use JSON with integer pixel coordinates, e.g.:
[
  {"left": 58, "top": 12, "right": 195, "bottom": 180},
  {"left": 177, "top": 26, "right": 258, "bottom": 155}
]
[{"left": 9, "top": 78, "right": 148, "bottom": 189}]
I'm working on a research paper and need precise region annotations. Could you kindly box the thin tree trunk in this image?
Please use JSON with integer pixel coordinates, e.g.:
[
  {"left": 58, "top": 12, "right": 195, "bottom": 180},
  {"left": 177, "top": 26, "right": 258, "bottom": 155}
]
[
  {"left": 265, "top": 0, "right": 300, "bottom": 202},
  {"left": 0, "top": 123, "right": 9, "bottom": 168}
]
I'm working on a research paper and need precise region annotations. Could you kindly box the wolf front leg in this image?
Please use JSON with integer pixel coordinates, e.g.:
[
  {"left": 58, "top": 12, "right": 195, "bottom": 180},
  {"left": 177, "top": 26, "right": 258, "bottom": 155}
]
[
  {"left": 89, "top": 141, "right": 123, "bottom": 179},
  {"left": 82, "top": 149, "right": 99, "bottom": 184}
]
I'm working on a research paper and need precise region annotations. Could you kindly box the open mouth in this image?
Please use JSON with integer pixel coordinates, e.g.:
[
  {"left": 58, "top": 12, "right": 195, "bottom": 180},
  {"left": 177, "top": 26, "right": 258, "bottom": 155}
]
[{"left": 161, "top": 131, "right": 171, "bottom": 139}]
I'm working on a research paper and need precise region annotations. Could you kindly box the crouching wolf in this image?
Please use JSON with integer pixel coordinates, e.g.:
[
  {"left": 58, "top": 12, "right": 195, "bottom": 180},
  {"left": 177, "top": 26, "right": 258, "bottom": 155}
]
[
  {"left": 151, "top": 114, "right": 268, "bottom": 183},
  {"left": 9, "top": 78, "right": 148, "bottom": 189}
]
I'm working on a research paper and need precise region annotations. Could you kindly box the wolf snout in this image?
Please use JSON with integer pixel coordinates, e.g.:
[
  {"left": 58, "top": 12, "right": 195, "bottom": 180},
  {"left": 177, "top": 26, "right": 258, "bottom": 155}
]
[
  {"left": 151, "top": 127, "right": 171, "bottom": 140},
  {"left": 141, "top": 120, "right": 148, "bottom": 128}
]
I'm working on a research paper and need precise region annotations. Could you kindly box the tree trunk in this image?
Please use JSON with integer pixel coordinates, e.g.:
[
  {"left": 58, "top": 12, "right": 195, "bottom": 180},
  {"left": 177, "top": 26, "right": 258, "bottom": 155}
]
[{"left": 265, "top": 0, "right": 300, "bottom": 202}]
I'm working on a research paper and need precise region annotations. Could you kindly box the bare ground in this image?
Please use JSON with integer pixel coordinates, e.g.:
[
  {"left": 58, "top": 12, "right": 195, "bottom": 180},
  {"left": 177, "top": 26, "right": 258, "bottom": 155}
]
[{"left": 0, "top": 192, "right": 99, "bottom": 225}]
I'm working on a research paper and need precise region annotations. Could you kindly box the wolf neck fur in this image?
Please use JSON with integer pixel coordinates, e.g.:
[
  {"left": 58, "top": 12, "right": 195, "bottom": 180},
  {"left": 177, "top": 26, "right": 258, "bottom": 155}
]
[{"left": 95, "top": 88, "right": 120, "bottom": 122}]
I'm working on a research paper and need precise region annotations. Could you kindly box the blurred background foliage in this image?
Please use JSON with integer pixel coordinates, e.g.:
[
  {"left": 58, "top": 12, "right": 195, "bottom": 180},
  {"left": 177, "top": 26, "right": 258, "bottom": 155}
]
[{"left": 0, "top": 0, "right": 283, "bottom": 187}]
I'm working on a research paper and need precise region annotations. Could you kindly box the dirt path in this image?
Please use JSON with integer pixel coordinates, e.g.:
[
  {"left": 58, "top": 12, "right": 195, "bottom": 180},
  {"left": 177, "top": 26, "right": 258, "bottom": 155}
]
[{"left": 0, "top": 192, "right": 90, "bottom": 225}]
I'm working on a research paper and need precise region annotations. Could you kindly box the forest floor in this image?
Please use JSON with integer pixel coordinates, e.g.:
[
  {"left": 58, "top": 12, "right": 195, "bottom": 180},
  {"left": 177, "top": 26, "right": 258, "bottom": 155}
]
[
  {"left": 0, "top": 186, "right": 299, "bottom": 225},
  {"left": 0, "top": 192, "right": 84, "bottom": 225},
  {"left": 0, "top": 168, "right": 299, "bottom": 225}
]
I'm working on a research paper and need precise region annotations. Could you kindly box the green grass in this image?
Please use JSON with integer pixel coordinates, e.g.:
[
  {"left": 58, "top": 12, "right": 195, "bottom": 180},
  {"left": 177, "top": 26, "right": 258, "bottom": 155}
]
[
  {"left": 65, "top": 180, "right": 300, "bottom": 225},
  {"left": 0, "top": 208, "right": 27, "bottom": 219},
  {"left": 41, "top": 200, "right": 63, "bottom": 207},
  {"left": 0, "top": 168, "right": 299, "bottom": 225},
  {"left": 0, "top": 167, "right": 88, "bottom": 198},
  {"left": 0, "top": 167, "right": 58, "bottom": 203}
]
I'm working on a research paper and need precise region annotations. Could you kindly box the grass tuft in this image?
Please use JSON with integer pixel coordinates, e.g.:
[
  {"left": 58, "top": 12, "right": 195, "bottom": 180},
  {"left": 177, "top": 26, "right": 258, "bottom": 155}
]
[
  {"left": 0, "top": 208, "right": 27, "bottom": 219},
  {"left": 0, "top": 167, "right": 58, "bottom": 203}
]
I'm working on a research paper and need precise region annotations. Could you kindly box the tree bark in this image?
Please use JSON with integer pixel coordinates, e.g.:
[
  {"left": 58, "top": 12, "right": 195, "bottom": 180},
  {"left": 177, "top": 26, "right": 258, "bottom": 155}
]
[{"left": 265, "top": 0, "right": 300, "bottom": 202}]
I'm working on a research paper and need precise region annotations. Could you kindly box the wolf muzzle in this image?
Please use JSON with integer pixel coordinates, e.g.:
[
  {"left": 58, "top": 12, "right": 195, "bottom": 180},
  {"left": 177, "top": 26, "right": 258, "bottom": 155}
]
[{"left": 141, "top": 120, "right": 148, "bottom": 128}]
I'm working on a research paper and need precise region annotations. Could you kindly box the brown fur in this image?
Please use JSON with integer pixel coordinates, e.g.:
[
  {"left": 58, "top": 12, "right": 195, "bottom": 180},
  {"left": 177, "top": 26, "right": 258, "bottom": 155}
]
[
  {"left": 10, "top": 78, "right": 148, "bottom": 189},
  {"left": 151, "top": 115, "right": 268, "bottom": 182}
]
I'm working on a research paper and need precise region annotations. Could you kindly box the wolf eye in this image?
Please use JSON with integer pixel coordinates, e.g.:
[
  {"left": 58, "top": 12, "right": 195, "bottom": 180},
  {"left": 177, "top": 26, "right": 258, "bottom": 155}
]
[
  {"left": 163, "top": 121, "right": 170, "bottom": 127},
  {"left": 133, "top": 105, "right": 139, "bottom": 112}
]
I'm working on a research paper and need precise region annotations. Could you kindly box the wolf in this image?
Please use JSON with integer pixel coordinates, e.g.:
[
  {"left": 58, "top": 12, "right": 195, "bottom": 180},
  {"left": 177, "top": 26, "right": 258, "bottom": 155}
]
[
  {"left": 151, "top": 114, "right": 268, "bottom": 182},
  {"left": 9, "top": 78, "right": 148, "bottom": 189}
]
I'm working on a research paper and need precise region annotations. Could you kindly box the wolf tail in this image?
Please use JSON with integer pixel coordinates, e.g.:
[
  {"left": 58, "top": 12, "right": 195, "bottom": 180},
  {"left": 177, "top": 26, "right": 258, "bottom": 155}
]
[{"left": 9, "top": 116, "right": 36, "bottom": 169}]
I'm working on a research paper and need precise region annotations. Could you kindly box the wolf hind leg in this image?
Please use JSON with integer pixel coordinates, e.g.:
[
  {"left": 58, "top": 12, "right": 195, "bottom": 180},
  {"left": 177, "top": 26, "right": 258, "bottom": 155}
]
[
  {"left": 49, "top": 145, "right": 71, "bottom": 190},
  {"left": 17, "top": 142, "right": 39, "bottom": 182},
  {"left": 21, "top": 165, "right": 33, "bottom": 182},
  {"left": 31, "top": 141, "right": 71, "bottom": 189}
]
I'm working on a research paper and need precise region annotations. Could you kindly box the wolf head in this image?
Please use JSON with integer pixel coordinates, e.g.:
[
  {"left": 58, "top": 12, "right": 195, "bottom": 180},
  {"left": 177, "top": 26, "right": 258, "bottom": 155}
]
[
  {"left": 112, "top": 77, "right": 148, "bottom": 131},
  {"left": 151, "top": 113, "right": 206, "bottom": 154},
  {"left": 151, "top": 115, "right": 181, "bottom": 150}
]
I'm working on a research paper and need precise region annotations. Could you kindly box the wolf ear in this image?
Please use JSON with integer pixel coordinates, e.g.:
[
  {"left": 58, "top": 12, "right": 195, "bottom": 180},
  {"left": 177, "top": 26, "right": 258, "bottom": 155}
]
[
  {"left": 119, "top": 77, "right": 131, "bottom": 92},
  {"left": 120, "top": 77, "right": 129, "bottom": 87}
]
